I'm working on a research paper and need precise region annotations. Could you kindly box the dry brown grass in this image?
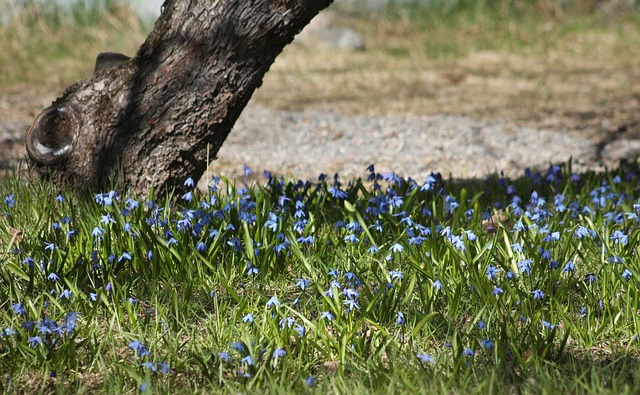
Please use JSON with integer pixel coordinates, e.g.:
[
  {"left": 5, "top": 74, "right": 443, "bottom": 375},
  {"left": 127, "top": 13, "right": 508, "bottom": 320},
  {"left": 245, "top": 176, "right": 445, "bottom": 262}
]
[
  {"left": 251, "top": 13, "right": 640, "bottom": 137},
  {"left": 0, "top": 2, "right": 149, "bottom": 122},
  {"left": 1, "top": 7, "right": 639, "bottom": 139}
]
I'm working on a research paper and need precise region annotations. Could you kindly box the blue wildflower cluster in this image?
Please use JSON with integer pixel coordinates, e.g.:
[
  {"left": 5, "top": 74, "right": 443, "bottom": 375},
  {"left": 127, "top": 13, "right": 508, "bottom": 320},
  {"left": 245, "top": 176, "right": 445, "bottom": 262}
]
[{"left": 2, "top": 162, "right": 640, "bottom": 391}]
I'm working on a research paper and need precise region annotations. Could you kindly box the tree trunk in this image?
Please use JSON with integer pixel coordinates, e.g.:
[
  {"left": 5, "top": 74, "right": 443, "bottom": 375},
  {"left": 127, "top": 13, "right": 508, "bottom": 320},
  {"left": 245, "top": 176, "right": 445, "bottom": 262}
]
[{"left": 25, "top": 0, "right": 333, "bottom": 197}]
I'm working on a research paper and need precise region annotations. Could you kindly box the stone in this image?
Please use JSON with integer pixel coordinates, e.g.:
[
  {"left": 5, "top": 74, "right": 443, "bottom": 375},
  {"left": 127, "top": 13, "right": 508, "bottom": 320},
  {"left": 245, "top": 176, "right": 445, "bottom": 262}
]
[{"left": 295, "top": 12, "right": 365, "bottom": 51}]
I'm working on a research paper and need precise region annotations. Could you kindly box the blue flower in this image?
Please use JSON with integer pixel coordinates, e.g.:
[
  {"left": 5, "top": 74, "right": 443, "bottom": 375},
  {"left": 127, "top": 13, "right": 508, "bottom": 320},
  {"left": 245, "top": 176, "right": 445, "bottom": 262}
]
[
  {"left": 465, "top": 230, "right": 477, "bottom": 241},
  {"left": 397, "top": 311, "right": 405, "bottom": 325},
  {"left": 297, "top": 235, "right": 315, "bottom": 245},
  {"left": 513, "top": 221, "right": 526, "bottom": 231},
  {"left": 296, "top": 278, "right": 311, "bottom": 290},
  {"left": 486, "top": 265, "right": 499, "bottom": 281},
  {"left": 184, "top": 177, "right": 195, "bottom": 188},
  {"left": 2, "top": 328, "right": 16, "bottom": 337},
  {"left": 217, "top": 352, "right": 231, "bottom": 363},
  {"left": 28, "top": 336, "right": 43, "bottom": 347},
  {"left": 389, "top": 243, "right": 404, "bottom": 253},
  {"left": 305, "top": 376, "right": 316, "bottom": 387},
  {"left": 141, "top": 362, "right": 157, "bottom": 372},
  {"left": 388, "top": 270, "right": 404, "bottom": 280},
  {"left": 344, "top": 272, "right": 360, "bottom": 286},
  {"left": 294, "top": 324, "right": 306, "bottom": 337},
  {"left": 280, "top": 317, "right": 295, "bottom": 330},
  {"left": 611, "top": 230, "right": 628, "bottom": 246},
  {"left": 541, "top": 320, "right": 557, "bottom": 330},
  {"left": 609, "top": 256, "right": 624, "bottom": 264},
  {"left": 272, "top": 348, "right": 286, "bottom": 359},
  {"left": 573, "top": 226, "right": 590, "bottom": 239},
  {"left": 196, "top": 241, "right": 207, "bottom": 253},
  {"left": 517, "top": 259, "right": 532, "bottom": 275},
  {"left": 11, "top": 302, "right": 25, "bottom": 315},
  {"left": 125, "top": 198, "right": 139, "bottom": 210},
  {"left": 47, "top": 272, "right": 60, "bottom": 282},
  {"left": 343, "top": 299, "right": 360, "bottom": 312},
  {"left": 531, "top": 289, "right": 545, "bottom": 300},
  {"left": 464, "top": 348, "right": 474, "bottom": 357},
  {"left": 231, "top": 342, "right": 245, "bottom": 353},
  {"left": 622, "top": 269, "right": 633, "bottom": 281},
  {"left": 421, "top": 174, "right": 439, "bottom": 191},
  {"left": 266, "top": 295, "right": 280, "bottom": 308},
  {"left": 382, "top": 172, "right": 402, "bottom": 185},
  {"left": 4, "top": 194, "right": 16, "bottom": 208},
  {"left": 128, "top": 340, "right": 150, "bottom": 357},
  {"left": 344, "top": 234, "right": 360, "bottom": 243},
  {"left": 389, "top": 195, "right": 404, "bottom": 208},
  {"left": 543, "top": 232, "right": 561, "bottom": 242},
  {"left": 321, "top": 311, "right": 334, "bottom": 321},
  {"left": 63, "top": 312, "right": 79, "bottom": 333},
  {"left": 433, "top": 280, "right": 443, "bottom": 291},
  {"left": 539, "top": 248, "right": 551, "bottom": 260},
  {"left": 416, "top": 352, "right": 435, "bottom": 364},
  {"left": 242, "top": 313, "right": 254, "bottom": 324},
  {"left": 328, "top": 186, "right": 348, "bottom": 199},
  {"left": 100, "top": 213, "right": 115, "bottom": 225},
  {"left": 59, "top": 289, "right": 72, "bottom": 299},
  {"left": 241, "top": 355, "right": 254, "bottom": 366},
  {"left": 444, "top": 195, "right": 459, "bottom": 214},
  {"left": 492, "top": 287, "right": 504, "bottom": 296},
  {"left": 246, "top": 263, "right": 260, "bottom": 276},
  {"left": 449, "top": 234, "right": 466, "bottom": 251},
  {"left": 343, "top": 288, "right": 359, "bottom": 299},
  {"left": 264, "top": 213, "right": 279, "bottom": 232},
  {"left": 481, "top": 338, "right": 494, "bottom": 350},
  {"left": 159, "top": 362, "right": 171, "bottom": 375},
  {"left": 562, "top": 261, "right": 575, "bottom": 274},
  {"left": 21, "top": 257, "right": 35, "bottom": 267},
  {"left": 92, "top": 227, "right": 105, "bottom": 238}
]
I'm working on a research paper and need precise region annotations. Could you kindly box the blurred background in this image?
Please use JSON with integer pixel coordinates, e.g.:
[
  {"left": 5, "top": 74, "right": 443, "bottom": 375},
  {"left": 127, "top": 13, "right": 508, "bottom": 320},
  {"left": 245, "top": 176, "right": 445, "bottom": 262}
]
[{"left": 1, "top": 0, "right": 639, "bottom": 176}]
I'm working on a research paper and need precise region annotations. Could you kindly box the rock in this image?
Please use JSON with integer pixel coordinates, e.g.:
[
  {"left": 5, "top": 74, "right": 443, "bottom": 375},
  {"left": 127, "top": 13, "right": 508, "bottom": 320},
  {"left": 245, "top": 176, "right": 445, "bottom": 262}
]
[{"left": 295, "top": 12, "right": 365, "bottom": 52}]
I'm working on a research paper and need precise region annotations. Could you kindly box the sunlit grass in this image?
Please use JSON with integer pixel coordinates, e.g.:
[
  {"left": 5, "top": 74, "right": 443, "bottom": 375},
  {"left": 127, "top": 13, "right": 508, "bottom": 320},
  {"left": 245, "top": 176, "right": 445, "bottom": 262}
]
[
  {"left": 0, "top": 0, "right": 149, "bottom": 89},
  {"left": 3, "top": 2, "right": 640, "bottom": 392},
  {"left": 2, "top": 162, "right": 640, "bottom": 393}
]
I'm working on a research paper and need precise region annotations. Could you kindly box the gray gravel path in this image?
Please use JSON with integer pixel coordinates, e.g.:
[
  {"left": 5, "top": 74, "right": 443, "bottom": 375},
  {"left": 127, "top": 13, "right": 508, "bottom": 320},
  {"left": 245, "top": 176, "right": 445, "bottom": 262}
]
[
  {"left": 4, "top": 103, "right": 639, "bottom": 186},
  {"left": 205, "top": 104, "right": 619, "bottom": 185}
]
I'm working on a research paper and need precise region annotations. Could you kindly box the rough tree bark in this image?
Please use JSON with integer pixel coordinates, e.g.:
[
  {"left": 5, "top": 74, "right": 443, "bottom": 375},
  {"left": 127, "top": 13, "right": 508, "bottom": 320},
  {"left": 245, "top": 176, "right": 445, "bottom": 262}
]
[{"left": 25, "top": 0, "right": 333, "bottom": 196}]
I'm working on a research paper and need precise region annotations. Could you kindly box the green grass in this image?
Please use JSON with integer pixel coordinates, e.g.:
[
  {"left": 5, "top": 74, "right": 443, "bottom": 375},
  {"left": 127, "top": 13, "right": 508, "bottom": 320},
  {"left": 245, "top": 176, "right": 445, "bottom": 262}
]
[
  {"left": 333, "top": 0, "right": 640, "bottom": 62},
  {"left": 0, "top": 0, "right": 149, "bottom": 88},
  {"left": 3, "top": 2, "right": 640, "bottom": 392},
  {"left": 2, "top": 162, "right": 640, "bottom": 393}
]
